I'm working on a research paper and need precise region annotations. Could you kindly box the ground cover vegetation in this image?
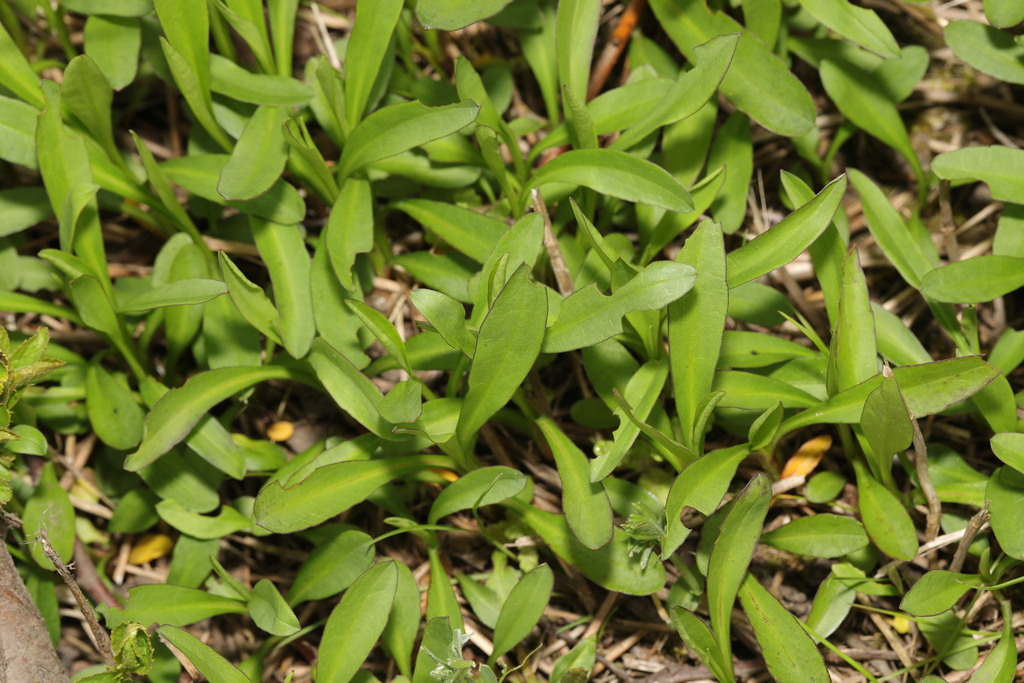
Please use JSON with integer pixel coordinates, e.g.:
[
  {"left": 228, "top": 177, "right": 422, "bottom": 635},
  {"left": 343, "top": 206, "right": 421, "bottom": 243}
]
[{"left": 1, "top": 0, "right": 1023, "bottom": 680}]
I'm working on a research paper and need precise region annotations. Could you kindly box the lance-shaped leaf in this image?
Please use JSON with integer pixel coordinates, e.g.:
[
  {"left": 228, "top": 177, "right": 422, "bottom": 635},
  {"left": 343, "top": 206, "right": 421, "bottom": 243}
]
[
  {"left": 209, "top": 54, "right": 312, "bottom": 105},
  {"left": 797, "top": 0, "right": 898, "bottom": 57},
  {"left": 854, "top": 460, "right": 918, "bottom": 560},
  {"left": 0, "top": 21, "right": 43, "bottom": 108},
  {"left": 832, "top": 248, "right": 877, "bottom": 392},
  {"left": 556, "top": 0, "right": 600, "bottom": 108},
  {"left": 251, "top": 217, "right": 315, "bottom": 358},
  {"left": 255, "top": 455, "right": 452, "bottom": 533},
  {"left": 528, "top": 149, "right": 693, "bottom": 213},
  {"left": 649, "top": 0, "right": 814, "bottom": 136},
  {"left": 416, "top": 0, "right": 514, "bottom": 29},
  {"left": 706, "top": 475, "right": 771, "bottom": 679},
  {"left": 456, "top": 264, "right": 547, "bottom": 448},
  {"left": 612, "top": 34, "right": 738, "bottom": 151},
  {"left": 727, "top": 175, "right": 846, "bottom": 287},
  {"left": 781, "top": 356, "right": 999, "bottom": 434},
  {"left": 338, "top": 100, "right": 480, "bottom": 180},
  {"left": 944, "top": 21, "right": 1024, "bottom": 85},
  {"left": 668, "top": 220, "right": 727, "bottom": 449},
  {"left": 157, "top": 626, "right": 251, "bottom": 683},
  {"left": 490, "top": 564, "right": 553, "bottom": 663},
  {"left": 761, "top": 515, "right": 869, "bottom": 558},
  {"left": 590, "top": 359, "right": 669, "bottom": 482},
  {"left": 662, "top": 444, "right": 749, "bottom": 559},
  {"left": 537, "top": 417, "right": 612, "bottom": 549},
  {"left": 900, "top": 571, "right": 983, "bottom": 617},
  {"left": 991, "top": 432, "right": 1024, "bottom": 475},
  {"left": 126, "top": 365, "right": 305, "bottom": 471},
  {"left": 393, "top": 199, "right": 506, "bottom": 265},
  {"left": 987, "top": 467, "right": 1024, "bottom": 559},
  {"left": 345, "top": 0, "right": 403, "bottom": 125},
  {"left": 671, "top": 608, "right": 731, "bottom": 682},
  {"left": 861, "top": 371, "right": 913, "bottom": 482},
  {"left": 921, "top": 255, "right": 1024, "bottom": 304},
  {"left": 318, "top": 562, "right": 398, "bottom": 683},
  {"left": 62, "top": 55, "right": 119, "bottom": 164},
  {"left": 427, "top": 466, "right": 527, "bottom": 524},
  {"left": 738, "top": 575, "right": 830, "bottom": 683},
  {"left": 411, "top": 289, "right": 475, "bottom": 358},
  {"left": 117, "top": 278, "right": 227, "bottom": 313},
  {"left": 218, "top": 105, "right": 289, "bottom": 201},
  {"left": 505, "top": 498, "right": 666, "bottom": 595},
  {"left": 544, "top": 261, "right": 696, "bottom": 353}
]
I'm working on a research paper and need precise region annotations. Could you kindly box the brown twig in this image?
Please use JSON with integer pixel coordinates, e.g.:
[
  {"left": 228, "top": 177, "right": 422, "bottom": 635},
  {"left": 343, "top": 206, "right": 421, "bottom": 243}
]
[
  {"left": 587, "top": 0, "right": 647, "bottom": 101},
  {"left": 909, "top": 408, "right": 941, "bottom": 544},
  {"left": 950, "top": 503, "right": 989, "bottom": 573},
  {"left": 37, "top": 529, "right": 114, "bottom": 667},
  {"left": 938, "top": 180, "right": 960, "bottom": 263},
  {"left": 531, "top": 188, "right": 575, "bottom": 296}
]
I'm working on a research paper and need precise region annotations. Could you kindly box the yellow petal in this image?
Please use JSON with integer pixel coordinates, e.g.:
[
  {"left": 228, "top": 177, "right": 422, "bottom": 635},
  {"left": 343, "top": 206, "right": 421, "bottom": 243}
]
[
  {"left": 266, "top": 420, "right": 295, "bottom": 442},
  {"left": 890, "top": 614, "right": 911, "bottom": 635},
  {"left": 781, "top": 435, "right": 832, "bottom": 480},
  {"left": 128, "top": 533, "right": 174, "bottom": 565}
]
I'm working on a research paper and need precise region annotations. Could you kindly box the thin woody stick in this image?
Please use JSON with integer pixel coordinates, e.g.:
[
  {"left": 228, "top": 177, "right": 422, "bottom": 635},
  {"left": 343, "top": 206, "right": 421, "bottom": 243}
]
[
  {"left": 531, "top": 189, "right": 575, "bottom": 296},
  {"left": 37, "top": 529, "right": 114, "bottom": 667},
  {"left": 587, "top": 0, "right": 647, "bottom": 101}
]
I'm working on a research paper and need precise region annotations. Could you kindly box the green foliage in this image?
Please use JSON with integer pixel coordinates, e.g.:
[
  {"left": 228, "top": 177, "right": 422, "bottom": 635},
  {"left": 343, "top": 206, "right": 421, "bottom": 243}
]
[{"left": 2, "top": 0, "right": 1022, "bottom": 680}]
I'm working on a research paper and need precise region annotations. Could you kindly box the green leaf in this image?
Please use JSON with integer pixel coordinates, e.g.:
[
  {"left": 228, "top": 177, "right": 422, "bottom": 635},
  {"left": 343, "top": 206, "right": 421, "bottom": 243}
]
[
  {"left": 84, "top": 15, "right": 141, "bottom": 91},
  {"left": 218, "top": 252, "right": 283, "bottom": 345},
  {"left": 416, "top": 0, "right": 514, "bottom": 29},
  {"left": 861, "top": 373, "right": 913, "bottom": 481},
  {"left": 410, "top": 290, "right": 475, "bottom": 358},
  {"left": 663, "top": 444, "right": 750, "bottom": 558},
  {"left": 427, "top": 466, "right": 527, "bottom": 524},
  {"left": 160, "top": 36, "right": 231, "bottom": 150},
  {"left": 797, "top": 0, "right": 898, "bottom": 57},
  {"left": 254, "top": 455, "right": 450, "bottom": 533},
  {"left": 62, "top": 55, "right": 119, "bottom": 164},
  {"left": 528, "top": 149, "right": 693, "bottom": 213},
  {"left": 921, "top": 255, "right": 1024, "bottom": 304},
  {"left": 338, "top": 100, "right": 480, "bottom": 181},
  {"left": 155, "top": 500, "right": 250, "bottom": 539},
  {"left": 986, "top": 467, "right": 1024, "bottom": 559},
  {"left": 761, "top": 515, "right": 869, "bottom": 558},
  {"left": 126, "top": 365, "right": 304, "bottom": 471},
  {"left": 0, "top": 95, "right": 39, "bottom": 169},
  {"left": 805, "top": 565, "right": 858, "bottom": 638},
  {"left": 854, "top": 461, "right": 918, "bottom": 560},
  {"left": 392, "top": 199, "right": 506, "bottom": 264},
  {"left": 62, "top": 0, "right": 153, "bottom": 16},
  {"left": 86, "top": 363, "right": 145, "bottom": 450},
  {"left": 117, "top": 278, "right": 227, "bottom": 313},
  {"left": 326, "top": 177, "right": 373, "bottom": 291},
  {"left": 944, "top": 20, "right": 1024, "bottom": 85},
  {"left": 738, "top": 574, "right": 830, "bottom": 683},
  {"left": 162, "top": 155, "right": 305, "bottom": 224},
  {"left": 490, "top": 564, "right": 553, "bottom": 663},
  {"left": 706, "top": 475, "right": 771, "bottom": 678},
  {"left": 345, "top": 0, "right": 403, "bottom": 125},
  {"left": 556, "top": 0, "right": 600, "bottom": 107},
  {"left": 456, "top": 264, "right": 547, "bottom": 448},
  {"left": 251, "top": 217, "right": 315, "bottom": 358},
  {"left": 591, "top": 359, "right": 669, "bottom": 482},
  {"left": 832, "top": 248, "right": 877, "bottom": 393},
  {"left": 848, "top": 169, "right": 937, "bottom": 288},
  {"left": 308, "top": 337, "right": 398, "bottom": 438},
  {"left": 820, "top": 59, "right": 925, "bottom": 188},
  {"left": 506, "top": 498, "right": 666, "bottom": 595},
  {"left": 156, "top": 626, "right": 251, "bottom": 683},
  {"left": 719, "top": 331, "right": 818, "bottom": 368},
  {"left": 971, "top": 603, "right": 1016, "bottom": 682},
  {"left": 218, "top": 106, "right": 289, "bottom": 201},
  {"left": 23, "top": 465, "right": 75, "bottom": 570},
  {"left": 318, "top": 562, "right": 398, "bottom": 683},
  {"left": 544, "top": 261, "right": 696, "bottom": 353},
  {"left": 983, "top": 0, "right": 1024, "bottom": 27},
  {"left": 100, "top": 585, "right": 246, "bottom": 628},
  {"left": 727, "top": 175, "right": 846, "bottom": 287},
  {"left": 899, "top": 571, "right": 983, "bottom": 617},
  {"left": 612, "top": 34, "right": 737, "bottom": 151},
  {"left": 670, "top": 608, "right": 731, "bottom": 683},
  {"left": 0, "top": 20, "right": 43, "bottom": 108},
  {"left": 287, "top": 530, "right": 374, "bottom": 605},
  {"left": 537, "top": 417, "right": 612, "bottom": 549},
  {"left": 382, "top": 562, "right": 420, "bottom": 676},
  {"left": 669, "top": 220, "right": 727, "bottom": 448},
  {"left": 649, "top": 0, "right": 814, "bottom": 136},
  {"left": 991, "top": 433, "right": 1024, "bottom": 475},
  {"left": 209, "top": 54, "right": 312, "bottom": 105},
  {"left": 248, "top": 579, "right": 300, "bottom": 636},
  {"left": 781, "top": 356, "right": 999, "bottom": 434}
]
